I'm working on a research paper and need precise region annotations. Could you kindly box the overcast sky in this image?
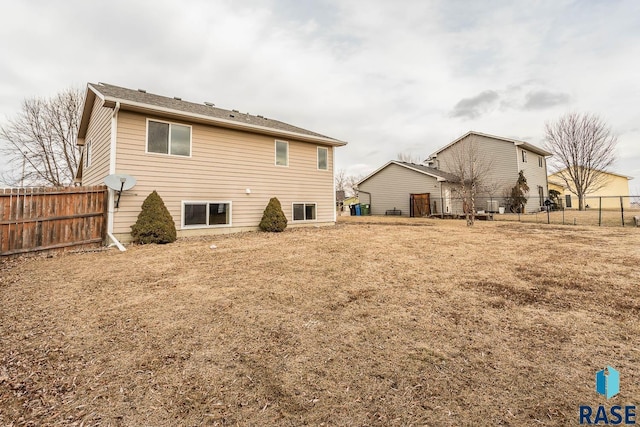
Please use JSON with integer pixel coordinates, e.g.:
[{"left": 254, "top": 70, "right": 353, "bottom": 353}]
[{"left": 1, "top": 0, "right": 639, "bottom": 189}]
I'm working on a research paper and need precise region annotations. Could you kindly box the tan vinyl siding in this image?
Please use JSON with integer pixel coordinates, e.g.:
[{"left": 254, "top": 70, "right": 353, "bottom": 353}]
[
  {"left": 112, "top": 111, "right": 334, "bottom": 240},
  {"left": 81, "top": 97, "right": 112, "bottom": 185},
  {"left": 358, "top": 163, "right": 441, "bottom": 216}
]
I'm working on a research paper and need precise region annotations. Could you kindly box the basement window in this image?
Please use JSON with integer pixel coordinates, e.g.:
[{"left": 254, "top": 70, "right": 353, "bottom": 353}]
[
  {"left": 147, "top": 119, "right": 191, "bottom": 156},
  {"left": 182, "top": 201, "right": 231, "bottom": 228},
  {"left": 293, "top": 203, "right": 316, "bottom": 221}
]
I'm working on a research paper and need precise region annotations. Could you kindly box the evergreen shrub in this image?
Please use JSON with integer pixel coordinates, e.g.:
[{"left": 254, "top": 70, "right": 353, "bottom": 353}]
[
  {"left": 130, "top": 190, "right": 177, "bottom": 244},
  {"left": 259, "top": 197, "right": 288, "bottom": 232}
]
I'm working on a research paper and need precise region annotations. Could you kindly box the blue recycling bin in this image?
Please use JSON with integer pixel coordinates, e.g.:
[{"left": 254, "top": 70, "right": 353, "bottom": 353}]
[{"left": 355, "top": 203, "right": 361, "bottom": 216}]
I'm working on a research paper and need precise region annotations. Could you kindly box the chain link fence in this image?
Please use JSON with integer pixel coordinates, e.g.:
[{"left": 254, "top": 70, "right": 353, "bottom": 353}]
[{"left": 435, "top": 195, "right": 640, "bottom": 227}]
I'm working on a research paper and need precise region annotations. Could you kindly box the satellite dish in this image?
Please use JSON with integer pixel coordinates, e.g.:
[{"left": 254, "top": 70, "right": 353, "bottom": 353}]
[
  {"left": 104, "top": 174, "right": 137, "bottom": 208},
  {"left": 104, "top": 174, "right": 137, "bottom": 191}
]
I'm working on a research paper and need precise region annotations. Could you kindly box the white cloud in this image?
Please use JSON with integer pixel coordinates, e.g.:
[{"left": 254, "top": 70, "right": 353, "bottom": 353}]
[{"left": 0, "top": 0, "right": 638, "bottom": 184}]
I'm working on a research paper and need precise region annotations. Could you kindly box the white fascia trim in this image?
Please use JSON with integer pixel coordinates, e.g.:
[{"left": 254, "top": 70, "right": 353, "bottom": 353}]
[
  {"left": 102, "top": 96, "right": 347, "bottom": 147},
  {"left": 358, "top": 161, "right": 448, "bottom": 186}
]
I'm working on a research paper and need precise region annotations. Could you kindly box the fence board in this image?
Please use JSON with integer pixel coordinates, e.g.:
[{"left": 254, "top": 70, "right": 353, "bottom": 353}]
[{"left": 0, "top": 186, "right": 107, "bottom": 256}]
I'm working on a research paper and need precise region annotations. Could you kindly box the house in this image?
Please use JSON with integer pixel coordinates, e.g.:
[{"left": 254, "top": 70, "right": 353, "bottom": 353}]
[
  {"left": 548, "top": 169, "right": 633, "bottom": 209},
  {"left": 426, "top": 131, "right": 551, "bottom": 214},
  {"left": 76, "top": 83, "right": 347, "bottom": 243},
  {"left": 357, "top": 161, "right": 458, "bottom": 217},
  {"left": 358, "top": 131, "right": 551, "bottom": 216}
]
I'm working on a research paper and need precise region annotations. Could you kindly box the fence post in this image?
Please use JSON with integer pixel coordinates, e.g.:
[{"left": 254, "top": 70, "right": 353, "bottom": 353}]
[
  {"left": 598, "top": 197, "right": 602, "bottom": 227},
  {"left": 620, "top": 196, "right": 624, "bottom": 227}
]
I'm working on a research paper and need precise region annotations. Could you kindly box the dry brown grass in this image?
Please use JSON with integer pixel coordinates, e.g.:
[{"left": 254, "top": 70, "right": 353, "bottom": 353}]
[
  {"left": 494, "top": 207, "right": 640, "bottom": 227},
  {"left": 1, "top": 217, "right": 640, "bottom": 426}
]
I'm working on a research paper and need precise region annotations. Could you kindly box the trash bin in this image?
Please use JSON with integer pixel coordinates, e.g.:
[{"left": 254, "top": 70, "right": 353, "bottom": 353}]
[
  {"left": 355, "top": 203, "right": 361, "bottom": 216},
  {"left": 361, "top": 204, "right": 370, "bottom": 215},
  {"left": 349, "top": 204, "right": 356, "bottom": 216},
  {"left": 498, "top": 207, "right": 505, "bottom": 214}
]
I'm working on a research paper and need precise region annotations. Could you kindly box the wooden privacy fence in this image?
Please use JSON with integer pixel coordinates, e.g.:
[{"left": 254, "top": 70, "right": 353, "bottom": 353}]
[{"left": 0, "top": 186, "right": 108, "bottom": 256}]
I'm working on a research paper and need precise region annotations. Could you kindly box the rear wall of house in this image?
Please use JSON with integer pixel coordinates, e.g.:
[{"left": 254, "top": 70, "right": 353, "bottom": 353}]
[
  {"left": 111, "top": 111, "right": 336, "bottom": 241},
  {"left": 358, "top": 163, "right": 441, "bottom": 216}
]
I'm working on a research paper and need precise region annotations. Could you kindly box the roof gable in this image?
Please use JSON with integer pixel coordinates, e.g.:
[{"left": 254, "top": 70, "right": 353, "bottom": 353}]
[
  {"left": 358, "top": 161, "right": 458, "bottom": 186},
  {"left": 78, "top": 83, "right": 346, "bottom": 146},
  {"left": 428, "top": 131, "right": 551, "bottom": 158},
  {"left": 549, "top": 168, "right": 634, "bottom": 181}
]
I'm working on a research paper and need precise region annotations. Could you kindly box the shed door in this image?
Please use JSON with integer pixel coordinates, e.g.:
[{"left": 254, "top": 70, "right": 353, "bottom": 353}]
[{"left": 410, "top": 193, "right": 430, "bottom": 217}]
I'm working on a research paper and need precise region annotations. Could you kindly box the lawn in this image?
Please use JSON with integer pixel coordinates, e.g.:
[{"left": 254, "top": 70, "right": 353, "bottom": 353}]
[
  {"left": 1, "top": 217, "right": 639, "bottom": 426},
  {"left": 494, "top": 207, "right": 640, "bottom": 228}
]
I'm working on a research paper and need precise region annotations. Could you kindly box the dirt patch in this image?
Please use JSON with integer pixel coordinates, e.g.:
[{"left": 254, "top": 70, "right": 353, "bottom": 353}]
[{"left": 1, "top": 217, "right": 639, "bottom": 425}]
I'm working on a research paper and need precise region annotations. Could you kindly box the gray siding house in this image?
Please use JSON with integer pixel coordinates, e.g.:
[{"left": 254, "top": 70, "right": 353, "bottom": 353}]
[
  {"left": 357, "top": 161, "right": 458, "bottom": 217},
  {"left": 358, "top": 131, "right": 551, "bottom": 216},
  {"left": 426, "top": 132, "right": 551, "bottom": 213}
]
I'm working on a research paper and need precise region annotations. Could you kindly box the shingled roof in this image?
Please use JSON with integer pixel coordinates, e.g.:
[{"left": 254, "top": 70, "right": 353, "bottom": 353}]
[
  {"left": 358, "top": 160, "right": 460, "bottom": 186},
  {"left": 78, "top": 83, "right": 346, "bottom": 146}
]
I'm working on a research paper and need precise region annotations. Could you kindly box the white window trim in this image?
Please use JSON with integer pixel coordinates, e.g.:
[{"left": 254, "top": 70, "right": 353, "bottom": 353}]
[
  {"left": 146, "top": 118, "right": 192, "bottom": 158},
  {"left": 317, "top": 146, "right": 329, "bottom": 171},
  {"left": 275, "top": 140, "right": 289, "bottom": 167},
  {"left": 292, "top": 202, "right": 317, "bottom": 222},
  {"left": 181, "top": 200, "right": 232, "bottom": 229},
  {"left": 85, "top": 139, "right": 92, "bottom": 169}
]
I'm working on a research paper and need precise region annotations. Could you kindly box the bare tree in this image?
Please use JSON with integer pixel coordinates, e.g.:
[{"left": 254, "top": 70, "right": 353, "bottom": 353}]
[
  {"left": 396, "top": 152, "right": 423, "bottom": 164},
  {"left": 346, "top": 174, "right": 363, "bottom": 198},
  {"left": 0, "top": 87, "right": 83, "bottom": 186},
  {"left": 335, "top": 169, "right": 348, "bottom": 194},
  {"left": 444, "top": 136, "right": 493, "bottom": 226},
  {"left": 544, "top": 112, "right": 618, "bottom": 210}
]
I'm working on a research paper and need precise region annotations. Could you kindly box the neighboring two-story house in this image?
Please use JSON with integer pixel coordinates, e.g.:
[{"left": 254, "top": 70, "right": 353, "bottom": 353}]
[
  {"left": 76, "top": 83, "right": 347, "bottom": 243},
  {"left": 357, "top": 131, "right": 550, "bottom": 216},
  {"left": 426, "top": 131, "right": 551, "bottom": 213}
]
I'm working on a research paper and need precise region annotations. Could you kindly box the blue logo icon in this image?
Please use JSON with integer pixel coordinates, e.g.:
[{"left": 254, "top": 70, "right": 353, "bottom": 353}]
[{"left": 596, "top": 366, "right": 620, "bottom": 399}]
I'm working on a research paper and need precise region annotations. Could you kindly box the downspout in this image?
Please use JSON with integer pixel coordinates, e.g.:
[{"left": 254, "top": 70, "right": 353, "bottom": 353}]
[
  {"left": 332, "top": 147, "right": 337, "bottom": 222},
  {"left": 440, "top": 181, "right": 444, "bottom": 218},
  {"left": 107, "top": 102, "right": 126, "bottom": 251}
]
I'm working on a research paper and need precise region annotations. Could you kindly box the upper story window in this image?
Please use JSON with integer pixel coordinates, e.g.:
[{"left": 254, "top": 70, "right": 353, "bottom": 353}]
[
  {"left": 521, "top": 150, "right": 527, "bottom": 163},
  {"left": 275, "top": 140, "right": 288, "bottom": 166},
  {"left": 85, "top": 140, "right": 92, "bottom": 169},
  {"left": 538, "top": 156, "right": 543, "bottom": 168},
  {"left": 317, "top": 147, "right": 328, "bottom": 170},
  {"left": 147, "top": 119, "right": 191, "bottom": 156}
]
